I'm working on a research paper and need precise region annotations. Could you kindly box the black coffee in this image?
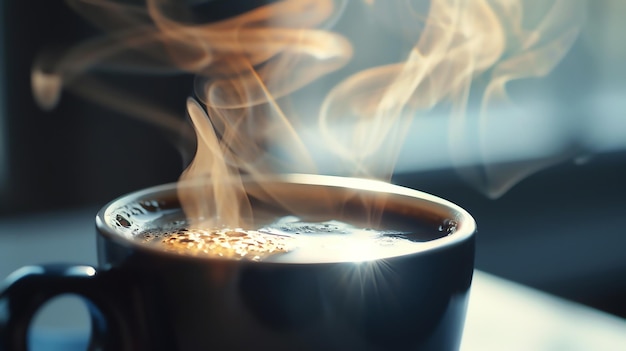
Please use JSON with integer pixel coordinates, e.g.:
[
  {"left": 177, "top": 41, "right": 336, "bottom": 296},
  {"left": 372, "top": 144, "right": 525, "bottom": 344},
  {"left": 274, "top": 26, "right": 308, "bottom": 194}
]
[{"left": 110, "top": 194, "right": 456, "bottom": 263}]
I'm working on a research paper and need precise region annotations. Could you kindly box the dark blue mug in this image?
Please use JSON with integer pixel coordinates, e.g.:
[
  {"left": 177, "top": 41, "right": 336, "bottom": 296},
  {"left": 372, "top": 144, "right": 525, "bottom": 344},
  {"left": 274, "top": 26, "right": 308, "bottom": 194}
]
[{"left": 0, "top": 174, "right": 475, "bottom": 350}]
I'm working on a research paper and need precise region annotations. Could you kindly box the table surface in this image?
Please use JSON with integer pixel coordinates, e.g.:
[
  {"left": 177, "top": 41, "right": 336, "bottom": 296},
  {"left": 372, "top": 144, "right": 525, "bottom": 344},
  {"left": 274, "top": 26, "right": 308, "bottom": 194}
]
[{"left": 1, "top": 209, "right": 625, "bottom": 351}]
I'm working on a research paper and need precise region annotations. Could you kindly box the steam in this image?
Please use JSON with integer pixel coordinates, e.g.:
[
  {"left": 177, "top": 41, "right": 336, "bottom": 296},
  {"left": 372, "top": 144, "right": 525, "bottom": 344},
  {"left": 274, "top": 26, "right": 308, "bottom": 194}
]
[
  {"left": 33, "top": 0, "right": 584, "bottom": 227},
  {"left": 462, "top": 0, "right": 585, "bottom": 197}
]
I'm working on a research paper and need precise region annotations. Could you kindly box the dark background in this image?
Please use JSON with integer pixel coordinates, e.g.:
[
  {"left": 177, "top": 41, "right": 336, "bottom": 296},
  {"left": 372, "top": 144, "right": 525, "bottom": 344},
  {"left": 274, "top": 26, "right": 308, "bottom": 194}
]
[
  {"left": 0, "top": 1, "right": 186, "bottom": 215},
  {"left": 1, "top": 0, "right": 624, "bottom": 320}
]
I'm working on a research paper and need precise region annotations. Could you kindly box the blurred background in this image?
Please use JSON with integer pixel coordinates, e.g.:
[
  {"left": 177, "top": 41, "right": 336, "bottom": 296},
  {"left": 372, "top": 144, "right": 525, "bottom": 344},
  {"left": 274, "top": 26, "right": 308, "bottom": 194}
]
[{"left": 1, "top": 0, "right": 624, "bottom": 325}]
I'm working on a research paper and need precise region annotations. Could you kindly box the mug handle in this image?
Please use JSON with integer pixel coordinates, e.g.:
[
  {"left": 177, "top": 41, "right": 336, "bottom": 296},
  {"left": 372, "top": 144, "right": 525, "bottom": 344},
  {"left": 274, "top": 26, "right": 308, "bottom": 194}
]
[{"left": 0, "top": 264, "right": 136, "bottom": 351}]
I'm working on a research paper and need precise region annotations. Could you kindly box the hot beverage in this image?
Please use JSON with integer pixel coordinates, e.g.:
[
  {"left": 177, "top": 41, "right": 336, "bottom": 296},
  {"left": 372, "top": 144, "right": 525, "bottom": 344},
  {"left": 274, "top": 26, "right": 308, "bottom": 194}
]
[
  {"left": 136, "top": 216, "right": 455, "bottom": 263},
  {"left": 112, "top": 189, "right": 458, "bottom": 263}
]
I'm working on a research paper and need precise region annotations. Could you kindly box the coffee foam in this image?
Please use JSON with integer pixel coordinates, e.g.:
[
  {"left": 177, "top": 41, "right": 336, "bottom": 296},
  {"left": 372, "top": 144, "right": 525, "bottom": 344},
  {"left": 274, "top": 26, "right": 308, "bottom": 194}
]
[{"left": 139, "top": 227, "right": 294, "bottom": 262}]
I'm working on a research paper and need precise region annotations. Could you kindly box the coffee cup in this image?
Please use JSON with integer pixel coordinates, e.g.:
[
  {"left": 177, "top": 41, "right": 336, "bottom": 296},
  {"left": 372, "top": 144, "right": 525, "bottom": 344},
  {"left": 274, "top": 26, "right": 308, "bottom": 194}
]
[{"left": 0, "top": 174, "right": 475, "bottom": 350}]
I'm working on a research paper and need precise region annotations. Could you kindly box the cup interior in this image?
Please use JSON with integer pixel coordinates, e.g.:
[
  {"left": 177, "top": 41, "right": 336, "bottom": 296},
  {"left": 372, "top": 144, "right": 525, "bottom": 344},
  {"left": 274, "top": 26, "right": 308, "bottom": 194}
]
[{"left": 97, "top": 174, "right": 475, "bottom": 262}]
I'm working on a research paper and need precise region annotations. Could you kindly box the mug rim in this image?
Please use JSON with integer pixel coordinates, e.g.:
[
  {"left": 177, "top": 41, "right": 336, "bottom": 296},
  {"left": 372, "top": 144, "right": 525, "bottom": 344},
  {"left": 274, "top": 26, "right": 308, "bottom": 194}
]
[{"left": 95, "top": 173, "right": 476, "bottom": 264}]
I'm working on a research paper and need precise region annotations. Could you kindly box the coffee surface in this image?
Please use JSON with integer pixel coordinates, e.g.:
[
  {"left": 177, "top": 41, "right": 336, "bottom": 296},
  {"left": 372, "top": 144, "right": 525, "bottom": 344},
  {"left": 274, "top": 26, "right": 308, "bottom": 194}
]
[
  {"left": 134, "top": 215, "right": 455, "bottom": 263},
  {"left": 110, "top": 199, "right": 456, "bottom": 263}
]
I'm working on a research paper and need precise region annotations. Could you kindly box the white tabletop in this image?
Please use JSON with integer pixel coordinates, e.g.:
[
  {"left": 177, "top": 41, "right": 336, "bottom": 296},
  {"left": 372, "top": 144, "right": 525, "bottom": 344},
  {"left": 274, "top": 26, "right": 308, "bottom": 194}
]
[
  {"left": 1, "top": 209, "right": 625, "bottom": 350},
  {"left": 463, "top": 271, "right": 626, "bottom": 350}
]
